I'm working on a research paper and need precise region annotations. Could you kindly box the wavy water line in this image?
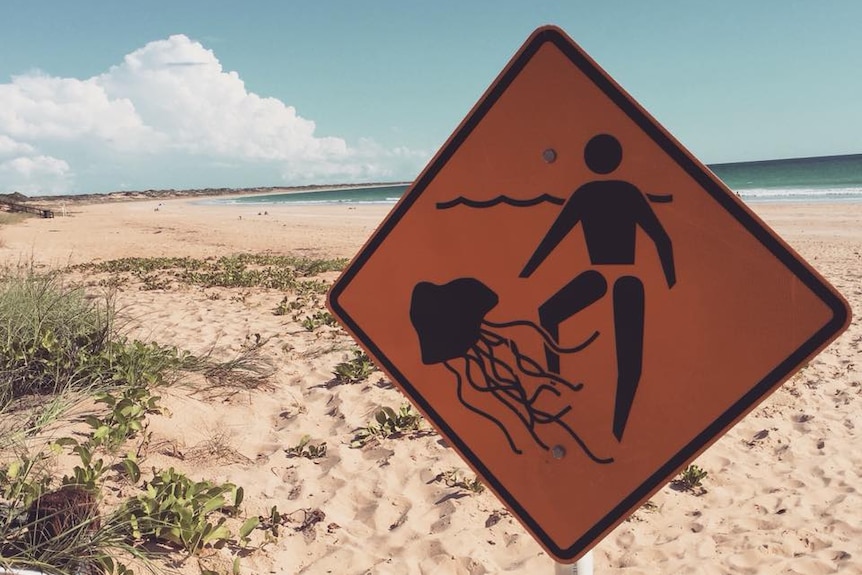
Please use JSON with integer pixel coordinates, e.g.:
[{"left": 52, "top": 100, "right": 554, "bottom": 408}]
[{"left": 436, "top": 194, "right": 565, "bottom": 209}]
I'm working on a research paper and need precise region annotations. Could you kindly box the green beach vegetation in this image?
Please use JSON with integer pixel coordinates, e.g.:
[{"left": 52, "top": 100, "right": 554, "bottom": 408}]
[
  {"left": 71, "top": 253, "right": 348, "bottom": 294},
  {"left": 331, "top": 349, "right": 375, "bottom": 385},
  {"left": 350, "top": 404, "right": 424, "bottom": 449},
  {"left": 674, "top": 464, "right": 708, "bottom": 494},
  {"left": 0, "top": 269, "right": 246, "bottom": 573},
  {"left": 433, "top": 468, "right": 485, "bottom": 495},
  {"left": 0, "top": 254, "right": 348, "bottom": 574}
]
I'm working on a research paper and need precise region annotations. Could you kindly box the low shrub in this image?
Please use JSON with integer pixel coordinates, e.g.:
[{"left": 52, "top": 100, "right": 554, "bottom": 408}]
[
  {"left": 351, "top": 404, "right": 423, "bottom": 448},
  {"left": 72, "top": 253, "right": 348, "bottom": 294},
  {"left": 332, "top": 349, "right": 376, "bottom": 384}
]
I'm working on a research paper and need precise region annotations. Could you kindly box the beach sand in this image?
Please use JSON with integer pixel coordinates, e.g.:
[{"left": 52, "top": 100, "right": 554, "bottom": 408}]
[{"left": 1, "top": 198, "right": 860, "bottom": 574}]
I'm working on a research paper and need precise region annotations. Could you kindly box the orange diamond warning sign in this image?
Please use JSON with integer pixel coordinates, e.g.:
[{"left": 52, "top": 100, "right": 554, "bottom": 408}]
[{"left": 326, "top": 26, "right": 851, "bottom": 562}]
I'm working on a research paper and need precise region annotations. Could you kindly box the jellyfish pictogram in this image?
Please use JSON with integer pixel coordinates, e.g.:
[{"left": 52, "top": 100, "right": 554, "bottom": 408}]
[{"left": 409, "top": 276, "right": 613, "bottom": 464}]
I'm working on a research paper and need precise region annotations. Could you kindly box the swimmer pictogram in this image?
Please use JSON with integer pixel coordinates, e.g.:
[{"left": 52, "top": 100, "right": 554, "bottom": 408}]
[{"left": 520, "top": 133, "right": 676, "bottom": 441}]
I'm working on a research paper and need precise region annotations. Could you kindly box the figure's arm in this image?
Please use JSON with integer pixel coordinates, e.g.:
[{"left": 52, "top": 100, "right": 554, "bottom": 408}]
[
  {"left": 520, "top": 196, "right": 582, "bottom": 278},
  {"left": 636, "top": 197, "right": 676, "bottom": 288}
]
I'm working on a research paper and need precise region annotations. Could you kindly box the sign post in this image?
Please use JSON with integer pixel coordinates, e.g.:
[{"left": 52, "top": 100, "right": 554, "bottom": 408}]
[
  {"left": 327, "top": 25, "right": 851, "bottom": 563},
  {"left": 555, "top": 551, "right": 593, "bottom": 574}
]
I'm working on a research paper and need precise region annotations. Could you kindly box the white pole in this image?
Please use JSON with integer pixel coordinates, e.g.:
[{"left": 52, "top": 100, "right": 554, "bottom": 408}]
[{"left": 554, "top": 551, "right": 594, "bottom": 575}]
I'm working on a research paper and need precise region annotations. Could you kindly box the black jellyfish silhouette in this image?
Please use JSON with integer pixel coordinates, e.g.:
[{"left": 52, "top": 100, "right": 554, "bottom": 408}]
[{"left": 409, "top": 278, "right": 612, "bottom": 464}]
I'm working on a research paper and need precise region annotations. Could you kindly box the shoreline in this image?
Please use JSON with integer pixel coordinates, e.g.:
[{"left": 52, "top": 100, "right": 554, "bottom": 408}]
[
  {"left": 4, "top": 179, "right": 862, "bottom": 213},
  {"left": 2, "top": 195, "right": 861, "bottom": 265},
  {"left": 1, "top": 181, "right": 412, "bottom": 208}
]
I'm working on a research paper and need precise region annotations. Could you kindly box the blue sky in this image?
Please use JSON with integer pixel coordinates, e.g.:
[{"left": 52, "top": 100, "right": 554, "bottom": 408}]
[{"left": 1, "top": 1, "right": 860, "bottom": 195}]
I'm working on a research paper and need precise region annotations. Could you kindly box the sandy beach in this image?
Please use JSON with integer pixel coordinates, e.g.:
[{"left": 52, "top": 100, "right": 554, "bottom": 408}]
[{"left": 1, "top": 196, "right": 860, "bottom": 574}]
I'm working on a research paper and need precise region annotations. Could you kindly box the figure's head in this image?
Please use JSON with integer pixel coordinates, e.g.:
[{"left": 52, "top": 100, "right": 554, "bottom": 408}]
[{"left": 584, "top": 134, "right": 622, "bottom": 174}]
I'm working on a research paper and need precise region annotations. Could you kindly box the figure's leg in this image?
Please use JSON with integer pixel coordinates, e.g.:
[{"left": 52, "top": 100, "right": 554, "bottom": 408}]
[
  {"left": 538, "top": 270, "right": 606, "bottom": 373},
  {"left": 612, "top": 275, "right": 645, "bottom": 441}
]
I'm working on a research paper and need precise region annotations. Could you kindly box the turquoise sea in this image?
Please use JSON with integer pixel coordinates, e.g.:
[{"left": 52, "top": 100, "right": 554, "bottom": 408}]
[
  {"left": 710, "top": 154, "right": 862, "bottom": 202},
  {"left": 218, "top": 184, "right": 410, "bottom": 206},
  {"left": 220, "top": 154, "right": 862, "bottom": 206}
]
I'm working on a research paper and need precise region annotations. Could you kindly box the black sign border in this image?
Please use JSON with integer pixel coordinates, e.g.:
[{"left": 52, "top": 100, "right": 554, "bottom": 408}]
[{"left": 328, "top": 26, "right": 850, "bottom": 561}]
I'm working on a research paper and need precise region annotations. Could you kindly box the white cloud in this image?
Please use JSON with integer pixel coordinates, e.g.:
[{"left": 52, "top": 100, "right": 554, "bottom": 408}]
[
  {"left": 0, "top": 154, "right": 72, "bottom": 195},
  {"left": 0, "top": 73, "right": 156, "bottom": 146},
  {"left": 0, "top": 34, "right": 426, "bottom": 195},
  {"left": 0, "top": 135, "right": 35, "bottom": 157}
]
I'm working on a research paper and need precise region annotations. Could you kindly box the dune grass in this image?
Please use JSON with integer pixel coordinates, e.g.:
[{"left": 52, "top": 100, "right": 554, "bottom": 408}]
[
  {"left": 0, "top": 267, "right": 271, "bottom": 574},
  {"left": 0, "top": 272, "right": 112, "bottom": 401},
  {"left": 0, "top": 212, "right": 31, "bottom": 227},
  {"left": 0, "top": 211, "right": 33, "bottom": 249}
]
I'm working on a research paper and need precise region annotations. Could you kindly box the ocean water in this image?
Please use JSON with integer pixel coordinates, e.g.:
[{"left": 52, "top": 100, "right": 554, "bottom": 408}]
[
  {"left": 709, "top": 154, "right": 862, "bottom": 202},
  {"left": 219, "top": 184, "right": 410, "bottom": 206},
  {"left": 222, "top": 154, "right": 862, "bottom": 206}
]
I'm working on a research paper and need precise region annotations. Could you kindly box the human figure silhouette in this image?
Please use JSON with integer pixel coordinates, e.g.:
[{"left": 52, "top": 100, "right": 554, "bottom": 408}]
[{"left": 520, "top": 134, "right": 676, "bottom": 441}]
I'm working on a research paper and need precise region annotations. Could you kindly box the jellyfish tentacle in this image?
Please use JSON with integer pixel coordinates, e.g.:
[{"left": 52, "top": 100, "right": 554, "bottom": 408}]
[
  {"left": 473, "top": 339, "right": 521, "bottom": 391},
  {"left": 477, "top": 340, "right": 612, "bottom": 463},
  {"left": 466, "top": 351, "right": 542, "bottom": 436},
  {"left": 509, "top": 341, "right": 584, "bottom": 392},
  {"left": 532, "top": 404, "right": 572, "bottom": 424},
  {"left": 467, "top": 349, "right": 522, "bottom": 410},
  {"left": 550, "top": 417, "right": 615, "bottom": 465},
  {"left": 529, "top": 384, "right": 559, "bottom": 402},
  {"left": 443, "top": 362, "right": 522, "bottom": 454},
  {"left": 485, "top": 353, "right": 543, "bottom": 431},
  {"left": 527, "top": 383, "right": 561, "bottom": 406},
  {"left": 463, "top": 353, "right": 527, "bottom": 413},
  {"left": 464, "top": 353, "right": 549, "bottom": 450},
  {"left": 475, "top": 349, "right": 532, "bottom": 416},
  {"left": 478, "top": 328, "right": 506, "bottom": 346},
  {"left": 477, "top": 337, "right": 564, "bottom": 421},
  {"left": 483, "top": 319, "right": 599, "bottom": 354},
  {"left": 476, "top": 337, "right": 583, "bottom": 450},
  {"left": 475, "top": 324, "right": 605, "bottom": 460},
  {"left": 472, "top": 340, "right": 536, "bottom": 416},
  {"left": 479, "top": 325, "right": 592, "bottom": 393}
]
